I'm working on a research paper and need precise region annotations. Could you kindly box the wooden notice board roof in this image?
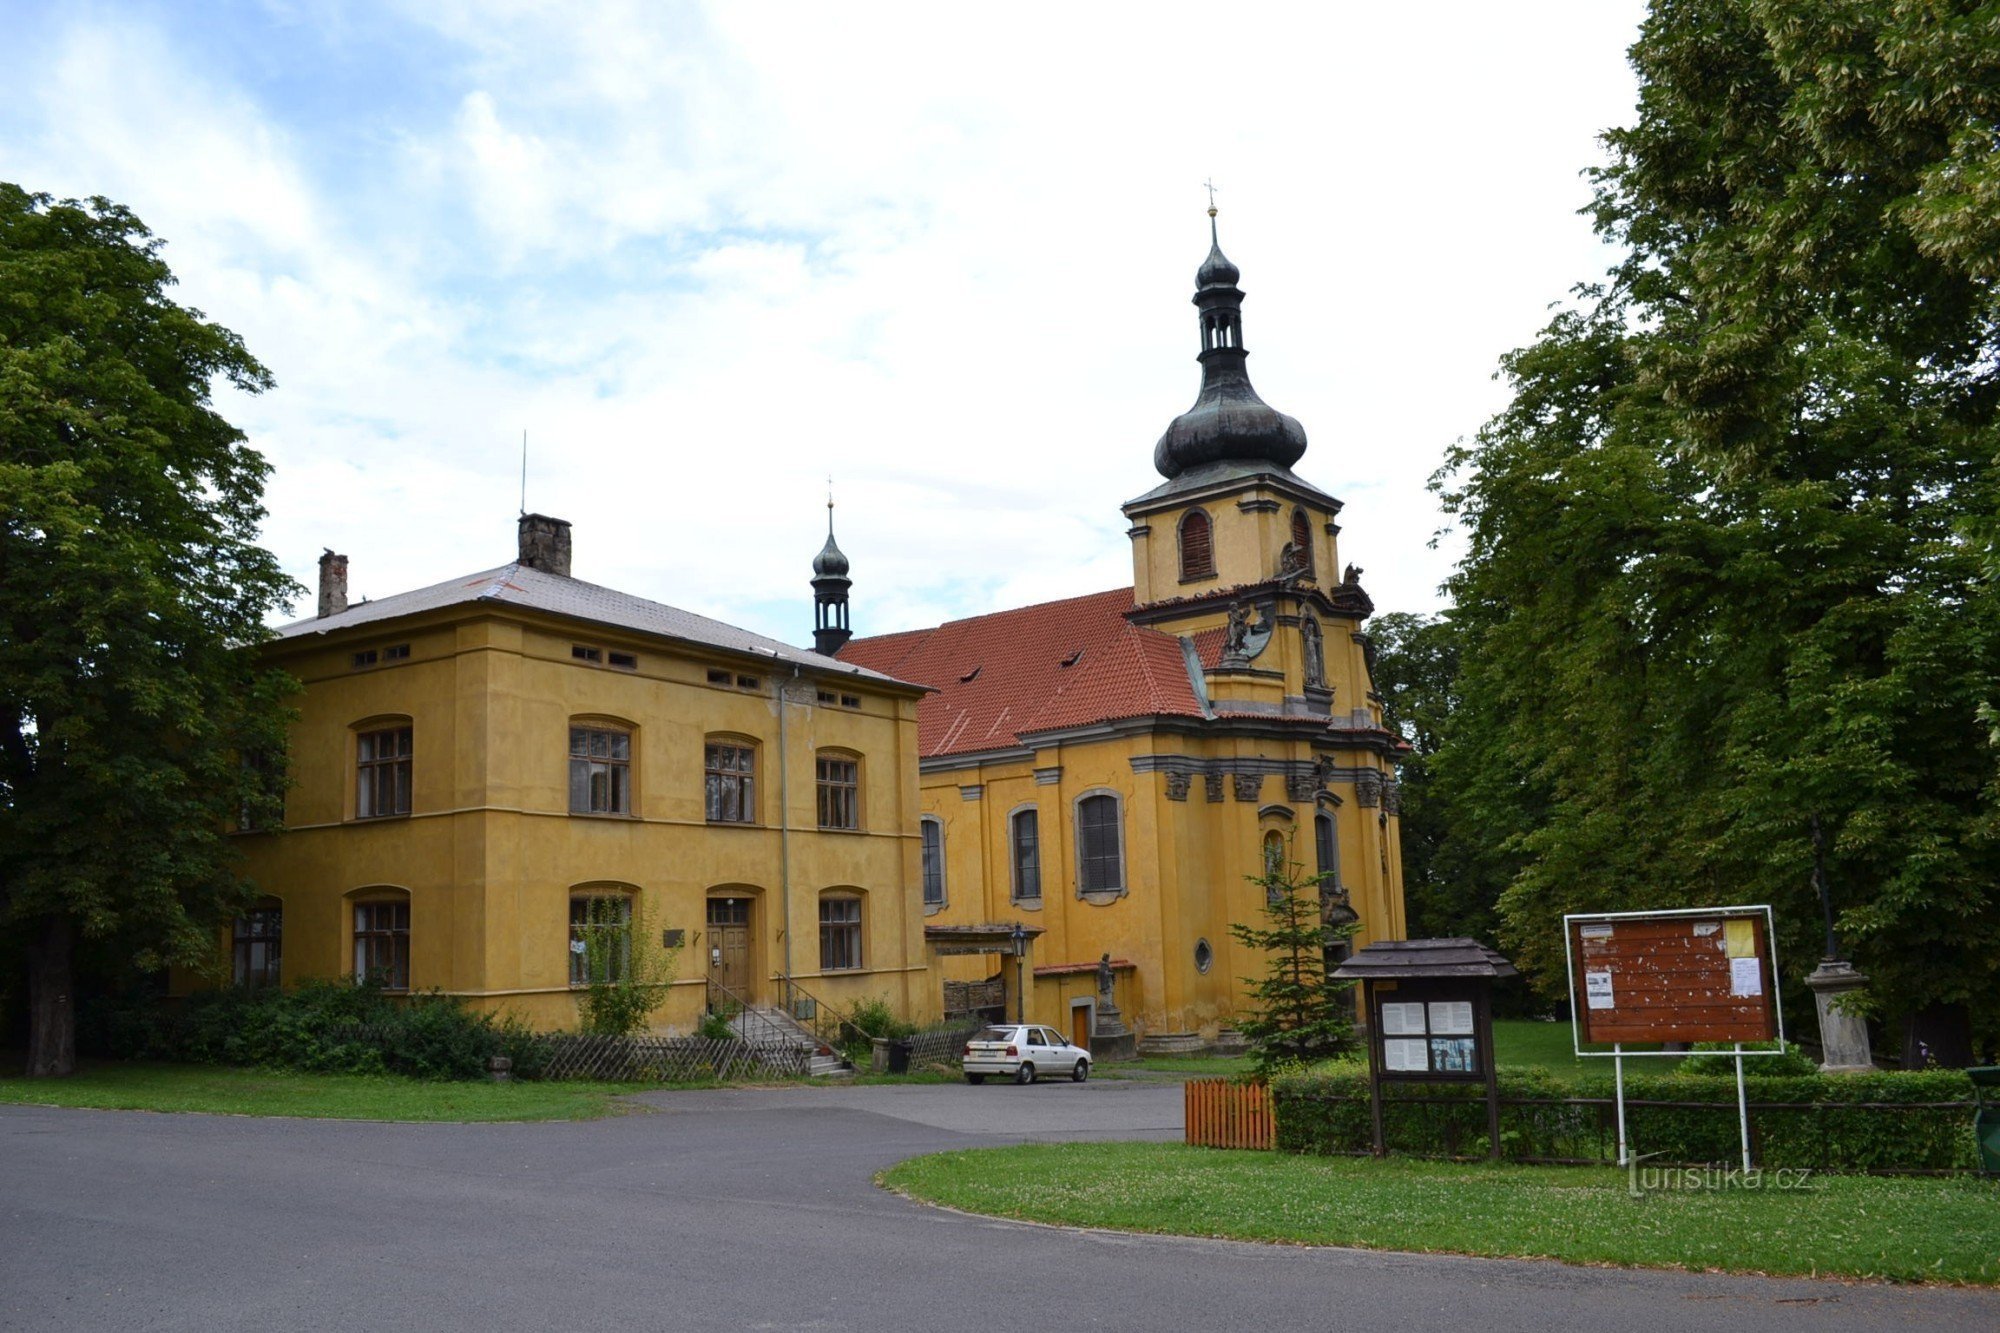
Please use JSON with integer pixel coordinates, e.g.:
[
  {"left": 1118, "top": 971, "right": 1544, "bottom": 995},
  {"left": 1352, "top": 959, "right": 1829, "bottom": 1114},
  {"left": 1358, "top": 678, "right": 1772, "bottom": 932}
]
[
  {"left": 1332, "top": 938, "right": 1518, "bottom": 982},
  {"left": 1567, "top": 909, "right": 1778, "bottom": 1045}
]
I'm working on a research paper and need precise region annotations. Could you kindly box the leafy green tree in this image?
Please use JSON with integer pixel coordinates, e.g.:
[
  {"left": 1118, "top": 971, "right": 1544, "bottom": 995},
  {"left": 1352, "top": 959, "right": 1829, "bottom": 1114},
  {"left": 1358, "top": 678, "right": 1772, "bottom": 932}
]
[
  {"left": 1230, "top": 840, "right": 1358, "bottom": 1076},
  {"left": 1433, "top": 2, "right": 2000, "bottom": 1058},
  {"left": 0, "top": 186, "right": 296, "bottom": 1076},
  {"left": 572, "top": 898, "right": 682, "bottom": 1037}
]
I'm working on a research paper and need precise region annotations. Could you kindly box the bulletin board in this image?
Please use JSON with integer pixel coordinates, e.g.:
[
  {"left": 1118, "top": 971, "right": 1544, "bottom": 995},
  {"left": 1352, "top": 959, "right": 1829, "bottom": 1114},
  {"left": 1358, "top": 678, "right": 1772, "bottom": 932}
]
[{"left": 1563, "top": 906, "right": 1782, "bottom": 1051}]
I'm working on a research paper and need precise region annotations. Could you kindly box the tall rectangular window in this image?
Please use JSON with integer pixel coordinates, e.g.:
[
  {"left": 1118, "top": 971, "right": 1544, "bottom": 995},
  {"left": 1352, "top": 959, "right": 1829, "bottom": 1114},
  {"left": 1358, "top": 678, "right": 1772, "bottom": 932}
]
[
  {"left": 1076, "top": 794, "right": 1124, "bottom": 894},
  {"left": 819, "top": 896, "right": 862, "bottom": 971},
  {"left": 569, "top": 895, "right": 632, "bottom": 986},
  {"left": 921, "top": 817, "right": 945, "bottom": 906},
  {"left": 704, "top": 742, "right": 756, "bottom": 823},
  {"left": 232, "top": 900, "right": 282, "bottom": 987},
  {"left": 1010, "top": 808, "right": 1041, "bottom": 902},
  {"left": 353, "top": 900, "right": 410, "bottom": 990},
  {"left": 1315, "top": 813, "right": 1338, "bottom": 885},
  {"left": 569, "top": 726, "right": 632, "bottom": 815},
  {"left": 816, "top": 755, "right": 859, "bottom": 829},
  {"left": 356, "top": 726, "right": 412, "bottom": 819}
]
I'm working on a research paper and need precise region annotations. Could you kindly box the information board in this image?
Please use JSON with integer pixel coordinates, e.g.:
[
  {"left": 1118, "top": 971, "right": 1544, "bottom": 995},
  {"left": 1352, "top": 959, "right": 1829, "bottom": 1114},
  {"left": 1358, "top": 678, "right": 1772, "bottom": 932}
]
[{"left": 1565, "top": 907, "right": 1779, "bottom": 1046}]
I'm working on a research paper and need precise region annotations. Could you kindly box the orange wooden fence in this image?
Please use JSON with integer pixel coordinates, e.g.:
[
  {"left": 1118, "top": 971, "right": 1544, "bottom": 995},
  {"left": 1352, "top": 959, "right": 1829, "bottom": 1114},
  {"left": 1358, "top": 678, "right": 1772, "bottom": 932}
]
[{"left": 1184, "top": 1078, "right": 1275, "bottom": 1150}]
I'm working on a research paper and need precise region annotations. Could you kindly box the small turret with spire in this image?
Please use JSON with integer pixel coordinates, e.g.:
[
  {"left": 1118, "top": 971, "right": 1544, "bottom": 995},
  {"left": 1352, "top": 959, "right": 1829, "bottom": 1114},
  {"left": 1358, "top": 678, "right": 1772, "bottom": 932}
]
[
  {"left": 811, "top": 486, "right": 853, "bottom": 656},
  {"left": 1153, "top": 198, "right": 1308, "bottom": 479}
]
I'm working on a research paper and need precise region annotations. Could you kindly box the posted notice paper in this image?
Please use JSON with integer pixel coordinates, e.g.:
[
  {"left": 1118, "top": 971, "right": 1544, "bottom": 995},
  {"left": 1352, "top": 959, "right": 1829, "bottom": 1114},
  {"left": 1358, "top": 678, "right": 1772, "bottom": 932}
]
[
  {"left": 1730, "top": 956, "right": 1763, "bottom": 997},
  {"left": 1585, "top": 970, "right": 1615, "bottom": 1009}
]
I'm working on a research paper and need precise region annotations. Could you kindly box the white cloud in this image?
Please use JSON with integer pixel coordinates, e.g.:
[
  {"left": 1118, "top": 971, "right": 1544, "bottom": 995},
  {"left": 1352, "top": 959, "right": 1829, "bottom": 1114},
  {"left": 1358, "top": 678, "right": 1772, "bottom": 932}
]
[{"left": 0, "top": 1, "right": 1647, "bottom": 638}]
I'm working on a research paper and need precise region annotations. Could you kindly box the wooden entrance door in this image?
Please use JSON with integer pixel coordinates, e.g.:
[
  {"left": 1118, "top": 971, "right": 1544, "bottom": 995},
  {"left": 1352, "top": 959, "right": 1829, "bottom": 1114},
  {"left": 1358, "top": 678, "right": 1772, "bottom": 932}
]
[
  {"left": 706, "top": 898, "right": 752, "bottom": 996},
  {"left": 1072, "top": 1004, "right": 1092, "bottom": 1053}
]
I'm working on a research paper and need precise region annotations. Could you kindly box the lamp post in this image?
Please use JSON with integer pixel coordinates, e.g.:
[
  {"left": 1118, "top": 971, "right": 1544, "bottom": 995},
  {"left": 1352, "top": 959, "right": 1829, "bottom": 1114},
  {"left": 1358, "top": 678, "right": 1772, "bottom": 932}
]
[{"left": 1011, "top": 922, "right": 1028, "bottom": 1024}]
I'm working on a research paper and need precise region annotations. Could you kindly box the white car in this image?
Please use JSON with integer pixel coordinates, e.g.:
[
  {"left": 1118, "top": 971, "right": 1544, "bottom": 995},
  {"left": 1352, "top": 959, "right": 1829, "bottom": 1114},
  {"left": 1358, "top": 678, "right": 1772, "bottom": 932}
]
[{"left": 962, "top": 1024, "right": 1091, "bottom": 1085}]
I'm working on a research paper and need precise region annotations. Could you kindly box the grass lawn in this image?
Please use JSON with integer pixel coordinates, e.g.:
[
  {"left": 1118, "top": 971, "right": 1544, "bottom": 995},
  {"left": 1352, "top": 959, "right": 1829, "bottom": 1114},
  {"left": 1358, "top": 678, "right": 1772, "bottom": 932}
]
[
  {"left": 881, "top": 1142, "right": 2000, "bottom": 1285},
  {"left": 0, "top": 1060, "right": 659, "bottom": 1122}
]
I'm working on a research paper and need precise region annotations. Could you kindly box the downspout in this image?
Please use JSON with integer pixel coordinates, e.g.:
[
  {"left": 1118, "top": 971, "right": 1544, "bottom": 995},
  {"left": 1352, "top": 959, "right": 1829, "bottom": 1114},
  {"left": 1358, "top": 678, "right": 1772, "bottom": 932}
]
[{"left": 778, "top": 664, "right": 797, "bottom": 988}]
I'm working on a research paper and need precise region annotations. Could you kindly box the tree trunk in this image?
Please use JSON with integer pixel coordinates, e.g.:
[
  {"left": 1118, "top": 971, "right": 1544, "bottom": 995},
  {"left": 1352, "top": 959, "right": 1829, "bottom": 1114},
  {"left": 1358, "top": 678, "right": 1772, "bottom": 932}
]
[{"left": 25, "top": 915, "right": 77, "bottom": 1077}]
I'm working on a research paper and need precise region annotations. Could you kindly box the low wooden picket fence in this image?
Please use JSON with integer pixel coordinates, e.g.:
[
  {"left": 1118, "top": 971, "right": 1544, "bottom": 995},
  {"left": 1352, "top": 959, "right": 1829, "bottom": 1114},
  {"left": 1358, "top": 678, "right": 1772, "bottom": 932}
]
[{"left": 1185, "top": 1077, "right": 1275, "bottom": 1150}]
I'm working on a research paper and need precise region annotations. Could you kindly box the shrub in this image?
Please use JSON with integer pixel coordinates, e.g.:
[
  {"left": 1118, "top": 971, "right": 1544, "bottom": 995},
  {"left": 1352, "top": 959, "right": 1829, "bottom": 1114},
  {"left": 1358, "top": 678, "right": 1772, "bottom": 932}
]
[
  {"left": 838, "top": 995, "right": 915, "bottom": 1062},
  {"left": 78, "top": 980, "right": 521, "bottom": 1081},
  {"left": 1270, "top": 1062, "right": 1979, "bottom": 1171}
]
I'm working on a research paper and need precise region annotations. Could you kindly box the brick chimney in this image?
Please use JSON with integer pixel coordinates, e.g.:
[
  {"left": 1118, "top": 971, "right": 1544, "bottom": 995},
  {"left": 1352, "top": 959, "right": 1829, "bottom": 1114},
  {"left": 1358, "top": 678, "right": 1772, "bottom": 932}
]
[
  {"left": 518, "top": 513, "right": 572, "bottom": 577},
  {"left": 317, "top": 549, "right": 349, "bottom": 618}
]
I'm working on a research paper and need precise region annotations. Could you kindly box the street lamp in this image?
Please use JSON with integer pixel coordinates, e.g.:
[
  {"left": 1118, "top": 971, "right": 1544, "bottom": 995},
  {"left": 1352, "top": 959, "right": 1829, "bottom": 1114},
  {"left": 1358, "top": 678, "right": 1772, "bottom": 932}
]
[{"left": 1011, "top": 922, "right": 1028, "bottom": 1024}]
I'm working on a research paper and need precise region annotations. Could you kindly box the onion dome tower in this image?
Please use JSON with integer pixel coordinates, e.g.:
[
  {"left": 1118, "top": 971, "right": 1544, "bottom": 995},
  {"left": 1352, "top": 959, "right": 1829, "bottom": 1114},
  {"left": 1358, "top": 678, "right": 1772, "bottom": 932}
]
[
  {"left": 1152, "top": 209, "right": 1308, "bottom": 478},
  {"left": 811, "top": 493, "right": 853, "bottom": 656}
]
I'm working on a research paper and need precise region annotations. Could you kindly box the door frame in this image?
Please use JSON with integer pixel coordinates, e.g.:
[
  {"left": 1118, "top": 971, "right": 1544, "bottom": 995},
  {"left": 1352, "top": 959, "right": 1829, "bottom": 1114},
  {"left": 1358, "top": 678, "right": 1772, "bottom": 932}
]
[
  {"left": 1069, "top": 997, "right": 1095, "bottom": 1053},
  {"left": 704, "top": 892, "right": 759, "bottom": 1002}
]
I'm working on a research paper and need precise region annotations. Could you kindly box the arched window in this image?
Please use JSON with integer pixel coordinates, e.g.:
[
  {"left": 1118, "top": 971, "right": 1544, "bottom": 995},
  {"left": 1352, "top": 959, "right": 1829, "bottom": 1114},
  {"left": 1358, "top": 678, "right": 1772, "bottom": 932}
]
[
  {"left": 1074, "top": 792, "right": 1125, "bottom": 896},
  {"left": 1290, "top": 508, "right": 1313, "bottom": 572},
  {"left": 704, "top": 735, "right": 757, "bottom": 823},
  {"left": 1178, "top": 508, "right": 1215, "bottom": 580},
  {"left": 570, "top": 720, "right": 633, "bottom": 815},
  {"left": 816, "top": 749, "right": 860, "bottom": 830},
  {"left": 232, "top": 897, "right": 282, "bottom": 987},
  {"left": 1316, "top": 812, "right": 1339, "bottom": 886},
  {"left": 1009, "top": 806, "right": 1041, "bottom": 902},
  {"left": 920, "top": 816, "right": 946, "bottom": 907},
  {"left": 819, "top": 891, "right": 864, "bottom": 971},
  {"left": 349, "top": 887, "right": 411, "bottom": 991},
  {"left": 1262, "top": 830, "right": 1288, "bottom": 903},
  {"left": 569, "top": 887, "right": 635, "bottom": 985},
  {"left": 354, "top": 718, "right": 412, "bottom": 819}
]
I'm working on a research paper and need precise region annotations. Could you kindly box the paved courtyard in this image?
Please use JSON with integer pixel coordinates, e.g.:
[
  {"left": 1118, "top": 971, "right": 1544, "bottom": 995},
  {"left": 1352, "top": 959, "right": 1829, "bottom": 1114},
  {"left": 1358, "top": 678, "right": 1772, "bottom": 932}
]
[{"left": 3, "top": 1078, "right": 1994, "bottom": 1331}]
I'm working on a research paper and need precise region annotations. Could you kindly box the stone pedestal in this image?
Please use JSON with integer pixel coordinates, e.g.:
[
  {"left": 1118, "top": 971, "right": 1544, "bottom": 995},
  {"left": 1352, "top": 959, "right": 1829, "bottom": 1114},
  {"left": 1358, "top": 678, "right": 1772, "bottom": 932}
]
[
  {"left": 1092, "top": 999, "right": 1138, "bottom": 1062},
  {"left": 1806, "top": 959, "right": 1874, "bottom": 1073}
]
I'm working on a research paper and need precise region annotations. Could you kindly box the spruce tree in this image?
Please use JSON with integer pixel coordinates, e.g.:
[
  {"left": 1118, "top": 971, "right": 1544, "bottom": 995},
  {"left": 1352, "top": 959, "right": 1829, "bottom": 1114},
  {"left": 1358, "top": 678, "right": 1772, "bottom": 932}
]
[{"left": 1230, "top": 839, "right": 1358, "bottom": 1077}]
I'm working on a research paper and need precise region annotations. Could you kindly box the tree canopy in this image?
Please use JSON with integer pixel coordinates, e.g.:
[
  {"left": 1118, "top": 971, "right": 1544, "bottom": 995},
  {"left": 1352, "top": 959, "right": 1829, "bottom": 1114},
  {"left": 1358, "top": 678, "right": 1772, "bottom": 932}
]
[
  {"left": 0, "top": 184, "right": 297, "bottom": 1075},
  {"left": 1430, "top": 2, "right": 2000, "bottom": 1055}
]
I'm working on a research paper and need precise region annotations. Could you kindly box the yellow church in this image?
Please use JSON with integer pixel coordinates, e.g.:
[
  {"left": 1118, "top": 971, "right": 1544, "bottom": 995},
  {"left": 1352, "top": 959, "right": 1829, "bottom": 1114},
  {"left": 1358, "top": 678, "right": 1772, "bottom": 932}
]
[
  {"left": 838, "top": 216, "right": 1408, "bottom": 1052},
  {"left": 215, "top": 216, "right": 1406, "bottom": 1051}
]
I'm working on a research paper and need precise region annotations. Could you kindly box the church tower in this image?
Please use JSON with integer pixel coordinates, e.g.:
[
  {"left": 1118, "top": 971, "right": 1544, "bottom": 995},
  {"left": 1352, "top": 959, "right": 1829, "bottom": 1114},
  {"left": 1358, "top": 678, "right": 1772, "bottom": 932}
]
[
  {"left": 810, "top": 497, "right": 853, "bottom": 656},
  {"left": 1123, "top": 208, "right": 1376, "bottom": 727}
]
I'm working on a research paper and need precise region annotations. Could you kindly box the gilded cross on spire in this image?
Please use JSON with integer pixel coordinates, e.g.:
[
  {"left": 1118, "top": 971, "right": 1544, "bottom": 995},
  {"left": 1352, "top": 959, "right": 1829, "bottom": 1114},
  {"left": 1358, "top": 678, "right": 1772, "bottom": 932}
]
[{"left": 1204, "top": 177, "right": 1219, "bottom": 217}]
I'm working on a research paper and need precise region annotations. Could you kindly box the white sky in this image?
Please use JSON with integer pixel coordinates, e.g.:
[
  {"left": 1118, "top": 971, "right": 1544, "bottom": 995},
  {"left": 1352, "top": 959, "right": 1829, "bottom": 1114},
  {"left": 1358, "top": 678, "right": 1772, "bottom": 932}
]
[{"left": 0, "top": 1, "right": 1647, "bottom": 642}]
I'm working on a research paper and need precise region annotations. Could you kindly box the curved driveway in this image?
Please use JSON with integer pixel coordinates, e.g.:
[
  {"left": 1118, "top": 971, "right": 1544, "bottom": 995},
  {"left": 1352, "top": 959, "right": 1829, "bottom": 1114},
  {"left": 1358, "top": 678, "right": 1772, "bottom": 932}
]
[{"left": 3, "top": 1079, "right": 1994, "bottom": 1332}]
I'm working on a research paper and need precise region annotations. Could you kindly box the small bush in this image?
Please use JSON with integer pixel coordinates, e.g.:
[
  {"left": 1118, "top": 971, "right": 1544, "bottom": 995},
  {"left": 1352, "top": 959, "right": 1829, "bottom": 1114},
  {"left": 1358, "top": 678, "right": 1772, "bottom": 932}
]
[
  {"left": 79, "top": 980, "right": 520, "bottom": 1081},
  {"left": 696, "top": 1008, "right": 738, "bottom": 1042},
  {"left": 1270, "top": 1062, "right": 1980, "bottom": 1172},
  {"left": 839, "top": 995, "right": 915, "bottom": 1061}
]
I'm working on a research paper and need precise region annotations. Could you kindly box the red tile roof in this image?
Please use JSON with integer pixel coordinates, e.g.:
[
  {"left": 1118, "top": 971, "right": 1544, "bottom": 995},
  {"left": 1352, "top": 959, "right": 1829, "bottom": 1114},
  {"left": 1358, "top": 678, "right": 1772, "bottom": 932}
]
[{"left": 838, "top": 587, "right": 1206, "bottom": 759}]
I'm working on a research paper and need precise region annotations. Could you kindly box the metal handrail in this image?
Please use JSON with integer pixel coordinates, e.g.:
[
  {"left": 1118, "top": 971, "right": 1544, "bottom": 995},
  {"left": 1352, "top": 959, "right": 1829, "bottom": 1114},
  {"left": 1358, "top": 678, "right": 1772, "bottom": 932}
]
[
  {"left": 779, "top": 975, "right": 863, "bottom": 1053},
  {"left": 704, "top": 976, "right": 800, "bottom": 1048}
]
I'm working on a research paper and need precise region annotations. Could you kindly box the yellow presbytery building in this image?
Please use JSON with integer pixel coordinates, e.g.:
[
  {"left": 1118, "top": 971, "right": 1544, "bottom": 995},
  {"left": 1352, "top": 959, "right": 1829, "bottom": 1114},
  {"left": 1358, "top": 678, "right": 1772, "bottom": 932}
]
[{"left": 217, "top": 218, "right": 1406, "bottom": 1047}]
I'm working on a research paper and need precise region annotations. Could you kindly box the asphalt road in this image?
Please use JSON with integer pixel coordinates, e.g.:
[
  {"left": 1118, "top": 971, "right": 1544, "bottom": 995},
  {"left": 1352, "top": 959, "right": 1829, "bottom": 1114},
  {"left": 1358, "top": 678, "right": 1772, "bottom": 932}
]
[{"left": 3, "top": 1078, "right": 1995, "bottom": 1332}]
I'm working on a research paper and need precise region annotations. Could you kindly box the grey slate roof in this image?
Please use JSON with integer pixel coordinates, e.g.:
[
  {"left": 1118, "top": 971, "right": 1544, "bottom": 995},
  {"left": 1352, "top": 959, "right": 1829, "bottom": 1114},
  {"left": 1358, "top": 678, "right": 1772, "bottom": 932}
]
[
  {"left": 1331, "top": 938, "right": 1520, "bottom": 981},
  {"left": 273, "top": 562, "right": 922, "bottom": 690}
]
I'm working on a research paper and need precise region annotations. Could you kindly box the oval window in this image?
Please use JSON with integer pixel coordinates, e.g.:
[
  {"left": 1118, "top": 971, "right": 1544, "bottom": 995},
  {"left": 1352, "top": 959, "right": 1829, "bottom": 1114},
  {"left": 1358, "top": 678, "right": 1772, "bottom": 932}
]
[{"left": 1194, "top": 938, "right": 1214, "bottom": 974}]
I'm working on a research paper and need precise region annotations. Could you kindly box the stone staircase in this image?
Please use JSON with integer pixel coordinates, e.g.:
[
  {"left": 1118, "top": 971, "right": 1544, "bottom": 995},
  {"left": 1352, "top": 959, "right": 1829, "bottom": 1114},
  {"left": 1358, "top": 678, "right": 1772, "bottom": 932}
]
[{"left": 730, "top": 1004, "right": 853, "bottom": 1079}]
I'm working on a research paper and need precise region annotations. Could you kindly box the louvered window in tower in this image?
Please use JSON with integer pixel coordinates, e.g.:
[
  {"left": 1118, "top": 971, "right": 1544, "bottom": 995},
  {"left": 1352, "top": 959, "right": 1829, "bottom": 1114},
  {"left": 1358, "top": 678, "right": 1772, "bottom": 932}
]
[
  {"left": 1290, "top": 508, "right": 1313, "bottom": 573},
  {"left": 1179, "top": 509, "right": 1215, "bottom": 580}
]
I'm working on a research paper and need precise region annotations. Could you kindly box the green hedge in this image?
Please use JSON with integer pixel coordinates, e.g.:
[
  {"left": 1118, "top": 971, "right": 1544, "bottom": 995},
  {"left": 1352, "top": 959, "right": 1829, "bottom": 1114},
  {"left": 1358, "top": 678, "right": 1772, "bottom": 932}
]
[
  {"left": 81, "top": 981, "right": 541, "bottom": 1081},
  {"left": 1271, "top": 1063, "right": 1980, "bottom": 1173}
]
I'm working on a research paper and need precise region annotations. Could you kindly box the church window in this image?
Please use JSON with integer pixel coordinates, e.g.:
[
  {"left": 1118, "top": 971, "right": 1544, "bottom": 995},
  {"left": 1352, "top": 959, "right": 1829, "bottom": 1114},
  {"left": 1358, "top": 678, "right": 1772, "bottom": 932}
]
[
  {"left": 1010, "top": 807, "right": 1041, "bottom": 902},
  {"left": 1263, "top": 830, "right": 1287, "bottom": 903},
  {"left": 1178, "top": 509, "right": 1215, "bottom": 580},
  {"left": 1290, "top": 508, "right": 1313, "bottom": 572},
  {"left": 705, "top": 740, "right": 757, "bottom": 823},
  {"left": 1316, "top": 812, "right": 1339, "bottom": 886},
  {"left": 921, "top": 817, "right": 946, "bottom": 906},
  {"left": 1075, "top": 792, "right": 1124, "bottom": 896},
  {"left": 570, "top": 724, "right": 633, "bottom": 815}
]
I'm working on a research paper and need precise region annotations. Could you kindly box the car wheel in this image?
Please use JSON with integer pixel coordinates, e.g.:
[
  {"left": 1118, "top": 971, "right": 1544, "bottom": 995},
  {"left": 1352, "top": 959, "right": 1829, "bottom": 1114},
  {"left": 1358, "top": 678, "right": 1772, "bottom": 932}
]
[
  {"left": 965, "top": 1073, "right": 985, "bottom": 1085},
  {"left": 1014, "top": 1063, "right": 1035, "bottom": 1085},
  {"left": 1072, "top": 1059, "right": 1089, "bottom": 1083}
]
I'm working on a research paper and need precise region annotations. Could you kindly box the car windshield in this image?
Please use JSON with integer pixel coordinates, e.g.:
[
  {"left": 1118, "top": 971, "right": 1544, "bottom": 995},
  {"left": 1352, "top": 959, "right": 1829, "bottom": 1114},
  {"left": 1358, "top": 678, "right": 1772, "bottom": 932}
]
[{"left": 974, "top": 1027, "right": 1018, "bottom": 1043}]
